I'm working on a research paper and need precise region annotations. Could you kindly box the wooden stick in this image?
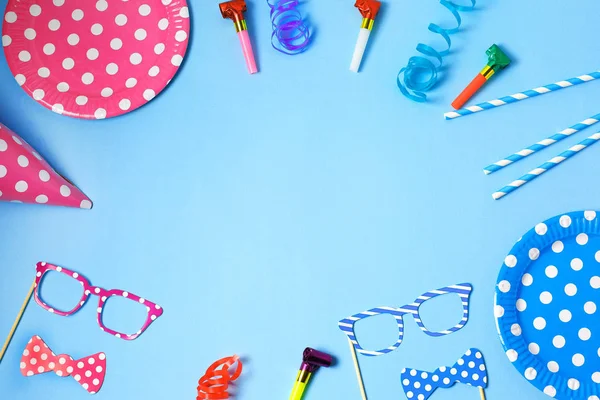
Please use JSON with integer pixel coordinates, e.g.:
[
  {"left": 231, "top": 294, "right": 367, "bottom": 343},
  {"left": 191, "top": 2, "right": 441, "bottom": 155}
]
[
  {"left": 479, "top": 387, "right": 486, "bottom": 400},
  {"left": 0, "top": 280, "right": 35, "bottom": 363},
  {"left": 347, "top": 338, "right": 367, "bottom": 400}
]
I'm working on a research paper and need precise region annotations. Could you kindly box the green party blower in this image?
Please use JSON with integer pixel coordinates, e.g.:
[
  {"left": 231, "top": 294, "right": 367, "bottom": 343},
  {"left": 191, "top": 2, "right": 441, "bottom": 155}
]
[
  {"left": 451, "top": 44, "right": 511, "bottom": 109},
  {"left": 289, "top": 348, "right": 333, "bottom": 400}
]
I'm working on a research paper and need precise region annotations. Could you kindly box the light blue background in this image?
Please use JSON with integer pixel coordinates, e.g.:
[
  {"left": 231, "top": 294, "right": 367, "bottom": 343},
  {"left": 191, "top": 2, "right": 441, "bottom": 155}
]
[{"left": 1, "top": 0, "right": 599, "bottom": 399}]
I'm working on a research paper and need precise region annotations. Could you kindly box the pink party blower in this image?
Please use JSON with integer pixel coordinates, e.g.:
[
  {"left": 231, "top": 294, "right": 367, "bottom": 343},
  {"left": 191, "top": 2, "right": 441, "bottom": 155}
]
[{"left": 220, "top": 0, "right": 258, "bottom": 74}]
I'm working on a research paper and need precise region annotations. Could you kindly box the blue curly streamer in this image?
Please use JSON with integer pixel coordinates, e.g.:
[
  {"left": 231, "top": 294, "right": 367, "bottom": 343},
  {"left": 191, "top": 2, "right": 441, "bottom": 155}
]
[{"left": 397, "top": 0, "right": 476, "bottom": 102}]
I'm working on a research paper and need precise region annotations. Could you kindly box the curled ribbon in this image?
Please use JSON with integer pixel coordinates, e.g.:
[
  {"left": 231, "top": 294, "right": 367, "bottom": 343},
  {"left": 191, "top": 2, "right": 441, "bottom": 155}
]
[
  {"left": 397, "top": 0, "right": 476, "bottom": 102},
  {"left": 197, "top": 355, "right": 243, "bottom": 399},
  {"left": 267, "top": 0, "right": 311, "bottom": 55}
]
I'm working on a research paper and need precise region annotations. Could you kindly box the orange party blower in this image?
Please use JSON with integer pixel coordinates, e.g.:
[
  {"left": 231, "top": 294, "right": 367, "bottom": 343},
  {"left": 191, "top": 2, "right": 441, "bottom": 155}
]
[{"left": 451, "top": 44, "right": 511, "bottom": 109}]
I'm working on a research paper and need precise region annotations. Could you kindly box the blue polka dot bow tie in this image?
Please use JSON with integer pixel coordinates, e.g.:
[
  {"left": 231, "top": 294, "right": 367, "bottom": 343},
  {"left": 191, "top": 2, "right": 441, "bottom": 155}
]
[{"left": 400, "top": 348, "right": 488, "bottom": 400}]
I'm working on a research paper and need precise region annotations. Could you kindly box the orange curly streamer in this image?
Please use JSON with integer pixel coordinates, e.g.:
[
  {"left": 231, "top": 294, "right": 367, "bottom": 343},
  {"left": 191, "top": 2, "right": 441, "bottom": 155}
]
[{"left": 197, "top": 355, "right": 243, "bottom": 399}]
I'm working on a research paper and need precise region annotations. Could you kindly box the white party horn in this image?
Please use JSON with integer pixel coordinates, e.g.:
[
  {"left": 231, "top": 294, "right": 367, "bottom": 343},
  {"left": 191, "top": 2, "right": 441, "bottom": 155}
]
[{"left": 350, "top": 0, "right": 381, "bottom": 73}]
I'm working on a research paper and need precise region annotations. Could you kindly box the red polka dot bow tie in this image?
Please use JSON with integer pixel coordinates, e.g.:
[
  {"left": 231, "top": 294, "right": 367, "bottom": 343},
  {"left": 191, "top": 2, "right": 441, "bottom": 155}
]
[{"left": 20, "top": 335, "right": 106, "bottom": 395}]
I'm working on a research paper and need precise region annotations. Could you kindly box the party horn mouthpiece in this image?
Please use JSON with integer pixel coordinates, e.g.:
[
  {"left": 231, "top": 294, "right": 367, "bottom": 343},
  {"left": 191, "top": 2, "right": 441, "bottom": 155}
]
[
  {"left": 355, "top": 0, "right": 381, "bottom": 20},
  {"left": 350, "top": 0, "right": 381, "bottom": 73},
  {"left": 219, "top": 0, "right": 246, "bottom": 24},
  {"left": 219, "top": 0, "right": 258, "bottom": 74},
  {"left": 302, "top": 347, "right": 333, "bottom": 372},
  {"left": 289, "top": 348, "right": 334, "bottom": 400},
  {"left": 451, "top": 44, "right": 511, "bottom": 109}
]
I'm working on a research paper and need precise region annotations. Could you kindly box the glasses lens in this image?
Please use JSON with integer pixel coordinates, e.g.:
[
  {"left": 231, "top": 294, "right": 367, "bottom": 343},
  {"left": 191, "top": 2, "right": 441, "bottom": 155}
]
[
  {"left": 37, "top": 270, "right": 85, "bottom": 313},
  {"left": 100, "top": 295, "right": 150, "bottom": 336},
  {"left": 418, "top": 292, "right": 466, "bottom": 333},
  {"left": 352, "top": 312, "right": 403, "bottom": 353}
]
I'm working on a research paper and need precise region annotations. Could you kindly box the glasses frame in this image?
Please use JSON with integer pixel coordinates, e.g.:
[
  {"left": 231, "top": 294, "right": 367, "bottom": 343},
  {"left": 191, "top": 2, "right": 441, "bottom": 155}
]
[
  {"left": 34, "top": 261, "right": 163, "bottom": 340},
  {"left": 338, "top": 283, "right": 473, "bottom": 356}
]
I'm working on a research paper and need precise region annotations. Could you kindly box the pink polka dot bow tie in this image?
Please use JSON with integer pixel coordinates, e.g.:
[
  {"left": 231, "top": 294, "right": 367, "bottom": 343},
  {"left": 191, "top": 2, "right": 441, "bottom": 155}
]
[
  {"left": 20, "top": 336, "right": 106, "bottom": 395},
  {"left": 400, "top": 348, "right": 488, "bottom": 400}
]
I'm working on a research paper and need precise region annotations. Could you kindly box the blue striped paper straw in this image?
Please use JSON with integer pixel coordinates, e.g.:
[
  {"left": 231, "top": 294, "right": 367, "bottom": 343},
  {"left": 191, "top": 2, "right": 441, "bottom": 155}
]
[
  {"left": 444, "top": 71, "right": 600, "bottom": 120},
  {"left": 492, "top": 132, "right": 600, "bottom": 200},
  {"left": 483, "top": 113, "right": 600, "bottom": 174}
]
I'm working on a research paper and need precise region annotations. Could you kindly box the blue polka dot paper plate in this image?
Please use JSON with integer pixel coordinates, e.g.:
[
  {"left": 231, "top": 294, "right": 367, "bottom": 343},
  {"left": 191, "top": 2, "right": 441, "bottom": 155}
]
[{"left": 495, "top": 211, "right": 600, "bottom": 400}]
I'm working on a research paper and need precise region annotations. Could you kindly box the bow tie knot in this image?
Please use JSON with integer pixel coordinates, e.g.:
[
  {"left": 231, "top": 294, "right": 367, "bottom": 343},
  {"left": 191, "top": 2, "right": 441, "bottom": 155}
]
[
  {"left": 21, "top": 336, "right": 106, "bottom": 394},
  {"left": 401, "top": 348, "right": 488, "bottom": 400}
]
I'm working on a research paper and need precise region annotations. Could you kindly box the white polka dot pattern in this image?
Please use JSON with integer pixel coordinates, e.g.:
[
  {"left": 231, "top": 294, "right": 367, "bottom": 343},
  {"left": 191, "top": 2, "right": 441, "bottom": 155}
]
[
  {"left": 400, "top": 349, "right": 488, "bottom": 400},
  {"left": 21, "top": 335, "right": 106, "bottom": 394},
  {"left": 495, "top": 211, "right": 600, "bottom": 399},
  {"left": 0, "top": 123, "right": 92, "bottom": 208},
  {"left": 34, "top": 262, "right": 164, "bottom": 340},
  {"left": 2, "top": 0, "right": 189, "bottom": 119}
]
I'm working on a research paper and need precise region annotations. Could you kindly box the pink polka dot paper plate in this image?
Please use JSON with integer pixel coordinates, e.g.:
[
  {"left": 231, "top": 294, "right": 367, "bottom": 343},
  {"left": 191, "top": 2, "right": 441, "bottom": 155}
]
[{"left": 2, "top": 0, "right": 190, "bottom": 119}]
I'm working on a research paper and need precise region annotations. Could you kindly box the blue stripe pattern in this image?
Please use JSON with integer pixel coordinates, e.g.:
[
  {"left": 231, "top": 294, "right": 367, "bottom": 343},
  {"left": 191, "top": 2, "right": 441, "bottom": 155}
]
[
  {"left": 338, "top": 283, "right": 472, "bottom": 356},
  {"left": 444, "top": 71, "right": 600, "bottom": 120},
  {"left": 483, "top": 113, "right": 600, "bottom": 174},
  {"left": 493, "top": 132, "right": 600, "bottom": 200}
]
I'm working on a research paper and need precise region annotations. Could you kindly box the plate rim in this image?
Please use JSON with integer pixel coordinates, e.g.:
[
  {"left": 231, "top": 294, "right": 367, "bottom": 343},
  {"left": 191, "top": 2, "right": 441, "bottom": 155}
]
[
  {"left": 2, "top": 0, "right": 190, "bottom": 120},
  {"left": 494, "top": 210, "right": 600, "bottom": 399}
]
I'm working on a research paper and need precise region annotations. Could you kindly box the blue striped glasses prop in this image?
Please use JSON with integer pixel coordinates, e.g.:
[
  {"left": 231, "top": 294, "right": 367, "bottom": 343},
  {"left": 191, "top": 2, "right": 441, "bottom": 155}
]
[{"left": 338, "top": 283, "right": 473, "bottom": 356}]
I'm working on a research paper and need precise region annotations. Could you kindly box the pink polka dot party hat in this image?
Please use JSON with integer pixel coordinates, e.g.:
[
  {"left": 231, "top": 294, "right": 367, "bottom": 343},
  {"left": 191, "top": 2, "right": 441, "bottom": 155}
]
[{"left": 0, "top": 122, "right": 92, "bottom": 209}]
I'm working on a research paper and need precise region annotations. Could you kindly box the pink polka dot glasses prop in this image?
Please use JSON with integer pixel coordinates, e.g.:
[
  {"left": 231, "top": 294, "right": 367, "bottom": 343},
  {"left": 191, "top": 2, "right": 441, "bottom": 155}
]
[
  {"left": 34, "top": 262, "right": 163, "bottom": 340},
  {"left": 2, "top": 0, "right": 190, "bottom": 119}
]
